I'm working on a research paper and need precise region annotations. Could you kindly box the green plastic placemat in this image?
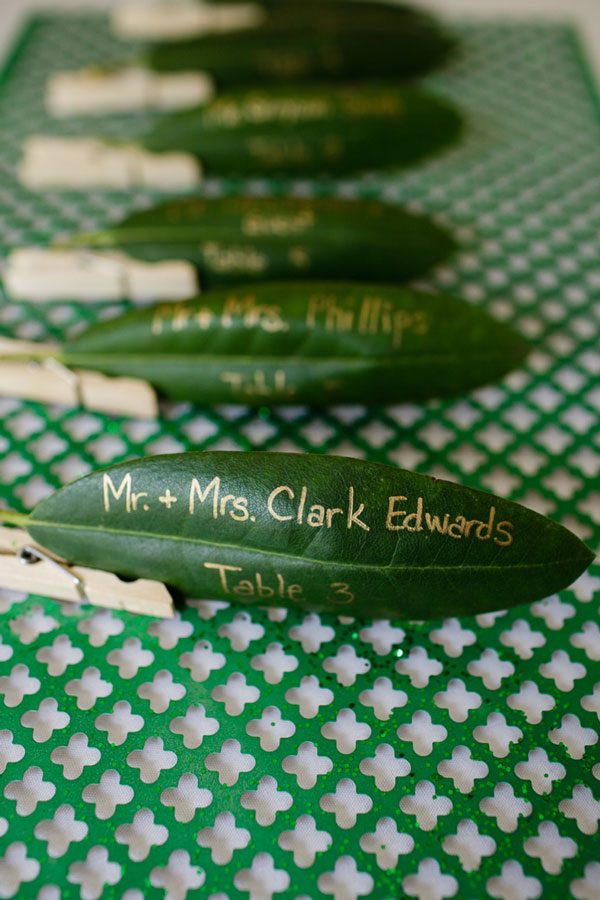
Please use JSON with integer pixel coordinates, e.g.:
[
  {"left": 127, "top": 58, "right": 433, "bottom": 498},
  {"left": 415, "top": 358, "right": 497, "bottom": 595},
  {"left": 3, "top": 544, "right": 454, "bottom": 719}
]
[{"left": 0, "top": 13, "right": 599, "bottom": 900}]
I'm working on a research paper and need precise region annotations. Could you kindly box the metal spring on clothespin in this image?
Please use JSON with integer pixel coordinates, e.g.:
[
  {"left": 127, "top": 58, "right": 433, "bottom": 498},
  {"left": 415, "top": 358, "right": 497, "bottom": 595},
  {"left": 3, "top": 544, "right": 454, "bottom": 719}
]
[
  {"left": 17, "top": 544, "right": 90, "bottom": 605},
  {"left": 0, "top": 525, "right": 174, "bottom": 618}
]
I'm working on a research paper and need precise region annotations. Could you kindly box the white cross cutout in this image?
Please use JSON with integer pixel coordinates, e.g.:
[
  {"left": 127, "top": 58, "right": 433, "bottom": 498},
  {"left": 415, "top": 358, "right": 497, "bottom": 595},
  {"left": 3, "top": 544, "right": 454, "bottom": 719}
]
[
  {"left": 0, "top": 843, "right": 40, "bottom": 897},
  {"left": 178, "top": 640, "right": 226, "bottom": 682},
  {"left": 0, "top": 730, "right": 25, "bottom": 775},
  {"left": 559, "top": 784, "right": 600, "bottom": 835},
  {"left": 250, "top": 642, "right": 298, "bottom": 684},
  {"left": 150, "top": 850, "right": 205, "bottom": 897},
  {"left": 288, "top": 614, "right": 335, "bottom": 653},
  {"left": 507, "top": 680, "right": 555, "bottom": 724},
  {"left": 234, "top": 853, "right": 290, "bottom": 900},
  {"left": 4, "top": 765, "right": 55, "bottom": 816},
  {"left": 21, "top": 698, "right": 70, "bottom": 743},
  {"left": 430, "top": 618, "right": 476, "bottom": 657},
  {"left": 323, "top": 645, "right": 370, "bottom": 686},
  {"left": 278, "top": 815, "right": 332, "bottom": 868},
  {"left": 197, "top": 811, "right": 250, "bottom": 865},
  {"left": 514, "top": 747, "right": 566, "bottom": 795},
  {"left": 245, "top": 706, "right": 295, "bottom": 752},
  {"left": 360, "top": 817, "right": 414, "bottom": 869},
  {"left": 321, "top": 708, "right": 371, "bottom": 755},
  {"left": 549, "top": 714, "right": 598, "bottom": 759},
  {"left": 82, "top": 770, "right": 134, "bottom": 820},
  {"left": 400, "top": 780, "right": 452, "bottom": 831},
  {"left": 396, "top": 646, "right": 443, "bottom": 688},
  {"left": 523, "top": 821, "right": 577, "bottom": 875},
  {"left": 359, "top": 743, "right": 411, "bottom": 792},
  {"left": 67, "top": 846, "right": 121, "bottom": 899},
  {"left": 137, "top": 670, "right": 186, "bottom": 714},
  {"left": 318, "top": 856, "right": 374, "bottom": 900},
  {"left": 169, "top": 704, "right": 219, "bottom": 750},
  {"left": 50, "top": 733, "right": 101, "bottom": 780},
  {"left": 500, "top": 619, "right": 546, "bottom": 660},
  {"left": 126, "top": 737, "right": 177, "bottom": 784},
  {"left": 94, "top": 701, "right": 144, "bottom": 746},
  {"left": 0, "top": 665, "right": 40, "bottom": 708},
  {"left": 437, "top": 745, "right": 489, "bottom": 794},
  {"left": 77, "top": 609, "right": 124, "bottom": 647},
  {"left": 359, "top": 676, "right": 407, "bottom": 721},
  {"left": 281, "top": 741, "right": 333, "bottom": 790},
  {"left": 64, "top": 667, "right": 112, "bottom": 711},
  {"left": 403, "top": 858, "right": 458, "bottom": 900},
  {"left": 35, "top": 635, "right": 83, "bottom": 676},
  {"left": 34, "top": 804, "right": 88, "bottom": 858},
  {"left": 434, "top": 678, "right": 482, "bottom": 723},
  {"left": 397, "top": 710, "right": 447, "bottom": 756},
  {"left": 106, "top": 638, "right": 154, "bottom": 679},
  {"left": 486, "top": 860, "right": 541, "bottom": 900},
  {"left": 160, "top": 773, "right": 212, "bottom": 823},
  {"left": 320, "top": 779, "right": 372, "bottom": 829},
  {"left": 479, "top": 783, "right": 532, "bottom": 833},
  {"left": 115, "top": 808, "right": 169, "bottom": 862},
  {"left": 218, "top": 612, "right": 265, "bottom": 651},
  {"left": 204, "top": 739, "right": 255, "bottom": 787},
  {"left": 285, "top": 675, "right": 334, "bottom": 719},
  {"left": 147, "top": 613, "right": 193, "bottom": 650},
  {"left": 358, "top": 620, "right": 405, "bottom": 656},
  {"left": 442, "top": 819, "right": 496, "bottom": 872},
  {"left": 240, "top": 776, "right": 293, "bottom": 826},
  {"left": 211, "top": 673, "right": 260, "bottom": 716},
  {"left": 473, "top": 713, "right": 523, "bottom": 758}
]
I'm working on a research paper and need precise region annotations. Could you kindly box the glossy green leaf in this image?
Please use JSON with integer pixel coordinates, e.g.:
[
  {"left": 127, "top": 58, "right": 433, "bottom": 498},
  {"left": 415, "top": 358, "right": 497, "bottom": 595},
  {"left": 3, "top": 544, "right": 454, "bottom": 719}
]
[
  {"left": 140, "top": 83, "right": 462, "bottom": 176},
  {"left": 147, "top": 5, "right": 456, "bottom": 85},
  {"left": 19, "top": 452, "right": 593, "bottom": 620},
  {"left": 67, "top": 195, "right": 456, "bottom": 287},
  {"left": 61, "top": 282, "right": 529, "bottom": 405}
]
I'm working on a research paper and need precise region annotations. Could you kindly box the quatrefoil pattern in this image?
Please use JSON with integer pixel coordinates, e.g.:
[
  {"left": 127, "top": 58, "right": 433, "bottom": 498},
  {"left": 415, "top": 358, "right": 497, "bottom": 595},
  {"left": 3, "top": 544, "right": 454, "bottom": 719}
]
[{"left": 0, "top": 14, "right": 599, "bottom": 900}]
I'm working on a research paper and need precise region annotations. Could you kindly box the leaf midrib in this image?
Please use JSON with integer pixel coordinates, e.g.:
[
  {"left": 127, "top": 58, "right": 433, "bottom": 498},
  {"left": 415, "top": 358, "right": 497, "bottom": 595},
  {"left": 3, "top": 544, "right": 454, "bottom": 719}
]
[
  {"left": 28, "top": 518, "right": 584, "bottom": 575},
  {"left": 62, "top": 349, "right": 518, "bottom": 366},
  {"left": 77, "top": 222, "right": 438, "bottom": 247}
]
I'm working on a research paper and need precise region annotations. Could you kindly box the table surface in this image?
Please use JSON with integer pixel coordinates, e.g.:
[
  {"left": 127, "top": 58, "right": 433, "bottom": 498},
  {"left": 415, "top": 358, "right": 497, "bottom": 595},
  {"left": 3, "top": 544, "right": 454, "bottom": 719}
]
[{"left": 0, "top": 7, "right": 599, "bottom": 900}]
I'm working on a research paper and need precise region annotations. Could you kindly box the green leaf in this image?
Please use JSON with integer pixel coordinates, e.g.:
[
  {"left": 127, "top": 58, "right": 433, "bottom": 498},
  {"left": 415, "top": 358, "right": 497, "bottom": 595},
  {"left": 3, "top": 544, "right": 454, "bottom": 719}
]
[
  {"left": 147, "top": 5, "right": 456, "bottom": 84},
  {"left": 140, "top": 83, "right": 462, "bottom": 175},
  {"left": 23, "top": 452, "right": 593, "bottom": 620},
  {"left": 61, "top": 282, "right": 529, "bottom": 405},
  {"left": 66, "top": 195, "right": 456, "bottom": 288}
]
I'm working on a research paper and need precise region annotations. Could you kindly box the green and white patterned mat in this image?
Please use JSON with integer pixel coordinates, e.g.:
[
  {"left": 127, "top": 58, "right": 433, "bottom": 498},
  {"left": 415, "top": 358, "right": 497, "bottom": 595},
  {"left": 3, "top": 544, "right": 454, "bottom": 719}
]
[{"left": 0, "top": 13, "right": 599, "bottom": 900}]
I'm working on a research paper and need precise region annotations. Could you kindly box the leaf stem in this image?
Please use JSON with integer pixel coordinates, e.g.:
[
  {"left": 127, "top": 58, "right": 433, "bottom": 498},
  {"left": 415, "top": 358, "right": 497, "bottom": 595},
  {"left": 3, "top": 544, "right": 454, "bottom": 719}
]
[
  {"left": 55, "top": 231, "right": 114, "bottom": 249},
  {"left": 0, "top": 509, "right": 30, "bottom": 528},
  {"left": 0, "top": 348, "right": 59, "bottom": 362}
]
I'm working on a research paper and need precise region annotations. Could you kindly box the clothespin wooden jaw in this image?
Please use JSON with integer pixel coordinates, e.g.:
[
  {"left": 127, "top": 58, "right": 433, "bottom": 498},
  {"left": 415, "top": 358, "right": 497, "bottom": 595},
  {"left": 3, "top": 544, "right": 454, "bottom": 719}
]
[
  {"left": 0, "top": 337, "right": 159, "bottom": 419},
  {"left": 0, "top": 525, "right": 174, "bottom": 618},
  {"left": 110, "top": 0, "right": 264, "bottom": 41},
  {"left": 46, "top": 67, "right": 215, "bottom": 118},
  {"left": 4, "top": 247, "right": 199, "bottom": 302},
  {"left": 18, "top": 137, "right": 202, "bottom": 191}
]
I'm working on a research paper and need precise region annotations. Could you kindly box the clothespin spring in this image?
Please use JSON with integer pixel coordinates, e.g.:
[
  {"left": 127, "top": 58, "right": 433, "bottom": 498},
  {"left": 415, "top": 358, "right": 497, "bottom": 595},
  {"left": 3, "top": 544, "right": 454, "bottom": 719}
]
[{"left": 17, "top": 544, "right": 89, "bottom": 605}]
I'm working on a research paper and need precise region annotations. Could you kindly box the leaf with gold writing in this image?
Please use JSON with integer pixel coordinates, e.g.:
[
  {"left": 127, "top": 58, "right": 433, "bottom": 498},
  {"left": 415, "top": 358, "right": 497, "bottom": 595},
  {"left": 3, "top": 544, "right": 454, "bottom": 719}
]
[
  {"left": 147, "top": 3, "right": 457, "bottom": 85},
  {"left": 139, "top": 82, "right": 462, "bottom": 175},
  {"left": 66, "top": 195, "right": 456, "bottom": 287},
  {"left": 57, "top": 282, "right": 529, "bottom": 405},
  {"left": 4, "top": 453, "right": 593, "bottom": 620}
]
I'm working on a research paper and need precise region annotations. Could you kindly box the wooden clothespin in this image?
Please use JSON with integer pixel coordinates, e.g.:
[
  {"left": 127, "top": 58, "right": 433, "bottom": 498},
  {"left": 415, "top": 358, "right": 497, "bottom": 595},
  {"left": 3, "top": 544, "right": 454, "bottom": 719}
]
[
  {"left": 4, "top": 247, "right": 199, "bottom": 302},
  {"left": 46, "top": 67, "right": 215, "bottom": 117},
  {"left": 0, "top": 525, "right": 174, "bottom": 618},
  {"left": 18, "top": 137, "right": 201, "bottom": 191},
  {"left": 111, "top": 0, "right": 264, "bottom": 41},
  {"left": 0, "top": 337, "right": 159, "bottom": 419}
]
